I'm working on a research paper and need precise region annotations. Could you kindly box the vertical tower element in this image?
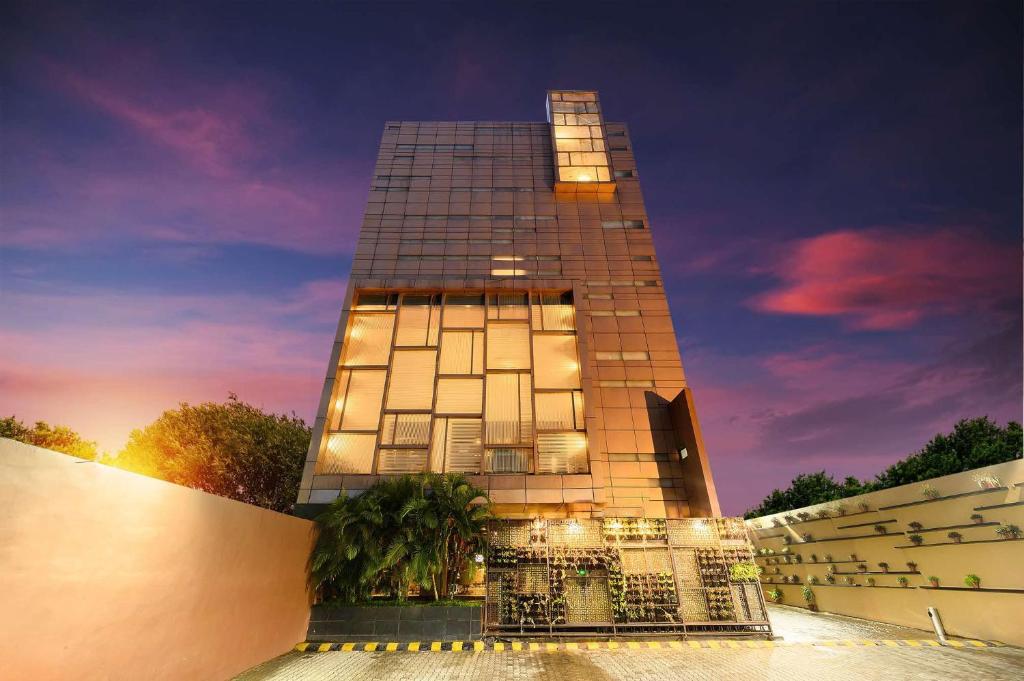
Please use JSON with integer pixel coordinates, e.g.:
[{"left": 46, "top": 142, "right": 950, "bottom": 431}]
[{"left": 295, "top": 90, "right": 720, "bottom": 520}]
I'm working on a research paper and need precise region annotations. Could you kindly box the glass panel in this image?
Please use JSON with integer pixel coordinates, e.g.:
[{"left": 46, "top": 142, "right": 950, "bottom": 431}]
[
  {"left": 533, "top": 335, "right": 580, "bottom": 389},
  {"left": 386, "top": 349, "right": 437, "bottom": 410},
  {"left": 318, "top": 433, "right": 375, "bottom": 474},
  {"left": 572, "top": 391, "right": 585, "bottom": 430},
  {"left": 439, "top": 330, "right": 483, "bottom": 374},
  {"left": 377, "top": 448, "right": 428, "bottom": 474},
  {"left": 486, "top": 322, "right": 530, "bottom": 369},
  {"left": 488, "top": 292, "right": 529, "bottom": 320},
  {"left": 354, "top": 293, "right": 397, "bottom": 310},
  {"left": 430, "top": 418, "right": 447, "bottom": 472},
  {"left": 535, "top": 392, "right": 575, "bottom": 430},
  {"left": 435, "top": 377, "right": 483, "bottom": 414},
  {"left": 443, "top": 418, "right": 483, "bottom": 473},
  {"left": 335, "top": 368, "right": 387, "bottom": 428},
  {"left": 485, "top": 448, "right": 531, "bottom": 473},
  {"left": 342, "top": 313, "right": 394, "bottom": 365},
  {"left": 443, "top": 294, "right": 485, "bottom": 328},
  {"left": 381, "top": 413, "right": 431, "bottom": 445},
  {"left": 537, "top": 432, "right": 588, "bottom": 474},
  {"left": 485, "top": 373, "right": 532, "bottom": 444},
  {"left": 395, "top": 294, "right": 439, "bottom": 347}
]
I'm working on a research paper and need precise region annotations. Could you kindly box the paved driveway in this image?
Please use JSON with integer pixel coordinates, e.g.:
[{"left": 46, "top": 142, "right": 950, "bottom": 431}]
[{"left": 235, "top": 605, "right": 1023, "bottom": 680}]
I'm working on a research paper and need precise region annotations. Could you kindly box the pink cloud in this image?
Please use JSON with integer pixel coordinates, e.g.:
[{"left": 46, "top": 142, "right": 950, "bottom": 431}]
[{"left": 748, "top": 227, "right": 1019, "bottom": 330}]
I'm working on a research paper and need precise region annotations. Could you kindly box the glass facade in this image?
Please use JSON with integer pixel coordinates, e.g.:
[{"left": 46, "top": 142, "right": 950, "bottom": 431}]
[{"left": 299, "top": 90, "right": 720, "bottom": 519}]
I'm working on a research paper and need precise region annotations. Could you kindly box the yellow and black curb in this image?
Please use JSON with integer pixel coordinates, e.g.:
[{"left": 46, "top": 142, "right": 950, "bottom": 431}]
[{"left": 295, "top": 638, "right": 1000, "bottom": 653}]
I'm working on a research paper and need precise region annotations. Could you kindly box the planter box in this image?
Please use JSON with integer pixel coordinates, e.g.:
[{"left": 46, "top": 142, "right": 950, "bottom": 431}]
[{"left": 307, "top": 603, "right": 483, "bottom": 642}]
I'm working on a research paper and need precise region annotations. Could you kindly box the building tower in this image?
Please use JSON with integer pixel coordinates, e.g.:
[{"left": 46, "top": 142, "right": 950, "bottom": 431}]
[{"left": 296, "top": 90, "right": 720, "bottom": 520}]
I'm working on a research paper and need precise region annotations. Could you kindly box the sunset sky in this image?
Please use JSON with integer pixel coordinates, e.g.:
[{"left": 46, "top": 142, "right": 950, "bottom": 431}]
[{"left": 2, "top": 1, "right": 1021, "bottom": 514}]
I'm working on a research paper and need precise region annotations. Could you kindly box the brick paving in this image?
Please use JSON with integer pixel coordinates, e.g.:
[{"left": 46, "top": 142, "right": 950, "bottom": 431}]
[{"left": 234, "top": 606, "right": 1023, "bottom": 680}]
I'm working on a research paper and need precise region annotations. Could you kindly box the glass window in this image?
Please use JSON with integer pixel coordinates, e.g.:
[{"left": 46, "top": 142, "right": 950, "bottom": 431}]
[
  {"left": 342, "top": 313, "right": 394, "bottom": 366},
  {"left": 533, "top": 335, "right": 580, "bottom": 389},
  {"left": 385, "top": 349, "right": 437, "bottom": 410},
  {"left": 443, "top": 294, "right": 485, "bottom": 328},
  {"left": 395, "top": 294, "right": 440, "bottom": 346},
  {"left": 435, "top": 377, "right": 483, "bottom": 414},
  {"left": 432, "top": 417, "right": 483, "bottom": 473},
  {"left": 438, "top": 330, "right": 484, "bottom": 374},
  {"left": 485, "top": 447, "right": 531, "bottom": 473},
  {"left": 488, "top": 292, "right": 529, "bottom": 320},
  {"left": 354, "top": 293, "right": 398, "bottom": 310},
  {"left": 534, "top": 391, "right": 584, "bottom": 430},
  {"left": 377, "top": 448, "right": 428, "bottom": 474},
  {"left": 330, "top": 369, "right": 387, "bottom": 431},
  {"left": 318, "top": 433, "right": 376, "bottom": 474},
  {"left": 531, "top": 291, "right": 575, "bottom": 331},
  {"left": 485, "top": 373, "right": 533, "bottom": 444},
  {"left": 537, "top": 432, "right": 588, "bottom": 474},
  {"left": 487, "top": 322, "right": 530, "bottom": 369},
  {"left": 380, "top": 413, "right": 431, "bottom": 445}
]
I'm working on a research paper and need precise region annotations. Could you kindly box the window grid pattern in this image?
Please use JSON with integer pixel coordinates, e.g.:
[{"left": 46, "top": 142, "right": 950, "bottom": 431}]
[{"left": 322, "top": 290, "right": 586, "bottom": 475}]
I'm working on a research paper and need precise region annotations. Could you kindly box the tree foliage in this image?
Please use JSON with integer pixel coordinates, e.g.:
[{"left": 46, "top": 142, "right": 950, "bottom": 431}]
[
  {"left": 112, "top": 394, "right": 309, "bottom": 513},
  {"left": 744, "top": 417, "right": 1022, "bottom": 518},
  {"left": 1, "top": 416, "right": 99, "bottom": 460},
  {"left": 311, "top": 473, "right": 490, "bottom": 603}
]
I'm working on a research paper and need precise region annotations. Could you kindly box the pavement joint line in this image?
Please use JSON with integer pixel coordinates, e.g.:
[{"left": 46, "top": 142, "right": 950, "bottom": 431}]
[{"left": 294, "top": 638, "right": 997, "bottom": 652}]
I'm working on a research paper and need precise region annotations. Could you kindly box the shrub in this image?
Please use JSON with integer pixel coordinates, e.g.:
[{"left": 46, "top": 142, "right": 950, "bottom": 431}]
[
  {"left": 866, "top": 577, "right": 876, "bottom": 587},
  {"left": 922, "top": 484, "right": 940, "bottom": 500},
  {"left": 947, "top": 531, "right": 963, "bottom": 543},
  {"left": 908, "top": 521, "right": 924, "bottom": 531},
  {"left": 844, "top": 576, "right": 855, "bottom": 585},
  {"left": 816, "top": 510, "right": 831, "bottom": 519},
  {"left": 801, "top": 585, "right": 815, "bottom": 604},
  {"left": 908, "top": 534, "right": 924, "bottom": 546},
  {"left": 825, "top": 573, "right": 836, "bottom": 584},
  {"left": 797, "top": 512, "right": 811, "bottom": 521},
  {"left": 858, "top": 502, "right": 870, "bottom": 513},
  {"left": 849, "top": 553, "right": 858, "bottom": 561},
  {"left": 964, "top": 574, "right": 981, "bottom": 589},
  {"left": 810, "top": 554, "right": 818, "bottom": 562},
  {"left": 729, "top": 562, "right": 762, "bottom": 582},
  {"left": 906, "top": 562, "right": 918, "bottom": 572},
  {"left": 833, "top": 504, "right": 848, "bottom": 516},
  {"left": 878, "top": 562, "right": 889, "bottom": 572},
  {"left": 995, "top": 524, "right": 1021, "bottom": 540},
  {"left": 897, "top": 576, "right": 909, "bottom": 587},
  {"left": 795, "top": 554, "right": 803, "bottom": 563},
  {"left": 772, "top": 518, "right": 783, "bottom": 527},
  {"left": 874, "top": 524, "right": 888, "bottom": 534},
  {"left": 857, "top": 564, "right": 868, "bottom": 573},
  {"left": 767, "top": 588, "right": 783, "bottom": 603},
  {"left": 928, "top": 576, "right": 940, "bottom": 587},
  {"left": 807, "top": 575, "right": 819, "bottom": 585},
  {"left": 784, "top": 515, "right": 798, "bottom": 524},
  {"left": 801, "top": 533, "right": 813, "bottom": 542},
  {"left": 970, "top": 513, "right": 984, "bottom": 524}
]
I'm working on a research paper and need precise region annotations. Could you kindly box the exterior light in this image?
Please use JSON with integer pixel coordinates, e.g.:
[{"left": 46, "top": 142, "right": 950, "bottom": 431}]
[{"left": 474, "top": 553, "right": 484, "bottom": 564}]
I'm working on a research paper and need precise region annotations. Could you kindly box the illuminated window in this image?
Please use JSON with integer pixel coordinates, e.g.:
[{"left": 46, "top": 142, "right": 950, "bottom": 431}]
[
  {"left": 443, "top": 294, "right": 485, "bottom": 328},
  {"left": 531, "top": 292, "right": 575, "bottom": 331},
  {"left": 485, "top": 373, "right": 533, "bottom": 444},
  {"left": 535, "top": 391, "right": 585, "bottom": 430},
  {"left": 318, "top": 433, "right": 376, "bottom": 474},
  {"left": 380, "top": 413, "right": 431, "bottom": 445},
  {"left": 547, "top": 91, "right": 613, "bottom": 189},
  {"left": 537, "top": 432, "right": 588, "bottom": 474},
  {"left": 342, "top": 313, "right": 394, "bottom": 366},
  {"left": 439, "top": 330, "right": 484, "bottom": 374},
  {"left": 532, "top": 335, "right": 580, "bottom": 389},
  {"left": 487, "top": 323, "right": 531, "bottom": 370},
  {"left": 487, "top": 292, "right": 529, "bottom": 320},
  {"left": 329, "top": 369, "right": 387, "bottom": 431},
  {"left": 485, "top": 448, "right": 531, "bottom": 473},
  {"left": 435, "top": 377, "right": 483, "bottom": 414},
  {"left": 377, "top": 448, "right": 428, "bottom": 473},
  {"left": 432, "top": 417, "right": 483, "bottom": 473},
  {"left": 354, "top": 293, "right": 398, "bottom": 310},
  {"left": 386, "top": 349, "right": 437, "bottom": 410},
  {"left": 395, "top": 294, "right": 440, "bottom": 346}
]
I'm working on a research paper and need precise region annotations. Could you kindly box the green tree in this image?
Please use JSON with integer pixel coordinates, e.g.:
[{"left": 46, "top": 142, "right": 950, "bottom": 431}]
[
  {"left": 112, "top": 394, "right": 309, "bottom": 513},
  {"left": 311, "top": 473, "right": 490, "bottom": 602},
  {"left": 1, "top": 416, "right": 99, "bottom": 460},
  {"left": 744, "top": 417, "right": 1022, "bottom": 518}
]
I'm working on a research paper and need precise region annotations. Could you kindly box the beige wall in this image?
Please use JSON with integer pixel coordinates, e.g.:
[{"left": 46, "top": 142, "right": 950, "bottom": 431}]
[
  {"left": 746, "top": 460, "right": 1024, "bottom": 645},
  {"left": 0, "top": 439, "right": 315, "bottom": 681}
]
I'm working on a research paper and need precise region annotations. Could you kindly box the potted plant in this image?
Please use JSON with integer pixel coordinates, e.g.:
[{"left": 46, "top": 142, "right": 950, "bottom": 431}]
[
  {"left": 922, "top": 484, "right": 940, "bottom": 500},
  {"left": 802, "top": 533, "right": 813, "bottom": 542},
  {"left": 947, "top": 531, "right": 963, "bottom": 544},
  {"left": 908, "top": 534, "right": 924, "bottom": 546},
  {"left": 858, "top": 502, "right": 870, "bottom": 513},
  {"left": 928, "top": 576, "right": 940, "bottom": 587},
  {"left": 844, "top": 576, "right": 855, "bottom": 586},
  {"left": 797, "top": 512, "right": 811, "bottom": 522},
  {"left": 970, "top": 513, "right": 984, "bottom": 525},
  {"left": 874, "top": 524, "right": 888, "bottom": 535},
  {"left": 972, "top": 474, "right": 1001, "bottom": 489},
  {"left": 964, "top": 574, "right": 981, "bottom": 589},
  {"left": 795, "top": 554, "right": 803, "bottom": 564},
  {"left": 823, "top": 553, "right": 833, "bottom": 562},
  {"left": 816, "top": 510, "right": 830, "bottom": 520},
  {"left": 783, "top": 535, "right": 793, "bottom": 545},
  {"left": 996, "top": 524, "right": 1021, "bottom": 540},
  {"left": 801, "top": 585, "right": 816, "bottom": 610},
  {"left": 906, "top": 562, "right": 918, "bottom": 572},
  {"left": 767, "top": 588, "right": 783, "bottom": 603},
  {"left": 810, "top": 554, "right": 818, "bottom": 563},
  {"left": 908, "top": 521, "right": 924, "bottom": 532},
  {"left": 808, "top": 575, "right": 819, "bottom": 585},
  {"left": 857, "top": 563, "right": 868, "bottom": 573},
  {"left": 878, "top": 562, "right": 889, "bottom": 573},
  {"left": 784, "top": 515, "right": 798, "bottom": 524},
  {"left": 866, "top": 577, "right": 876, "bottom": 587},
  {"left": 833, "top": 504, "right": 848, "bottom": 516},
  {"left": 772, "top": 518, "right": 783, "bottom": 528},
  {"left": 896, "top": 576, "right": 909, "bottom": 587},
  {"left": 849, "top": 553, "right": 858, "bottom": 561}
]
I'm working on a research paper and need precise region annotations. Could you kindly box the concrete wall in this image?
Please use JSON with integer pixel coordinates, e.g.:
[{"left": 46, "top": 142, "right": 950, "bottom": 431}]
[
  {"left": 746, "top": 460, "right": 1024, "bottom": 646},
  {"left": 0, "top": 439, "right": 315, "bottom": 681}
]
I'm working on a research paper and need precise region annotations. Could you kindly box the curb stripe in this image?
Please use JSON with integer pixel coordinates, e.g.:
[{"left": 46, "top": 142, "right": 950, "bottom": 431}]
[{"left": 294, "top": 638, "right": 996, "bottom": 652}]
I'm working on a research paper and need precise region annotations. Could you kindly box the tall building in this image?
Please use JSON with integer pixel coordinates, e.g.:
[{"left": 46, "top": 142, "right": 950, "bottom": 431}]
[{"left": 297, "top": 90, "right": 720, "bottom": 520}]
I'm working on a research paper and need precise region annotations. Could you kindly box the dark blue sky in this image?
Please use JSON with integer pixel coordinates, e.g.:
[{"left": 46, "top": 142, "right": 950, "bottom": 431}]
[{"left": 2, "top": 1, "right": 1021, "bottom": 513}]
